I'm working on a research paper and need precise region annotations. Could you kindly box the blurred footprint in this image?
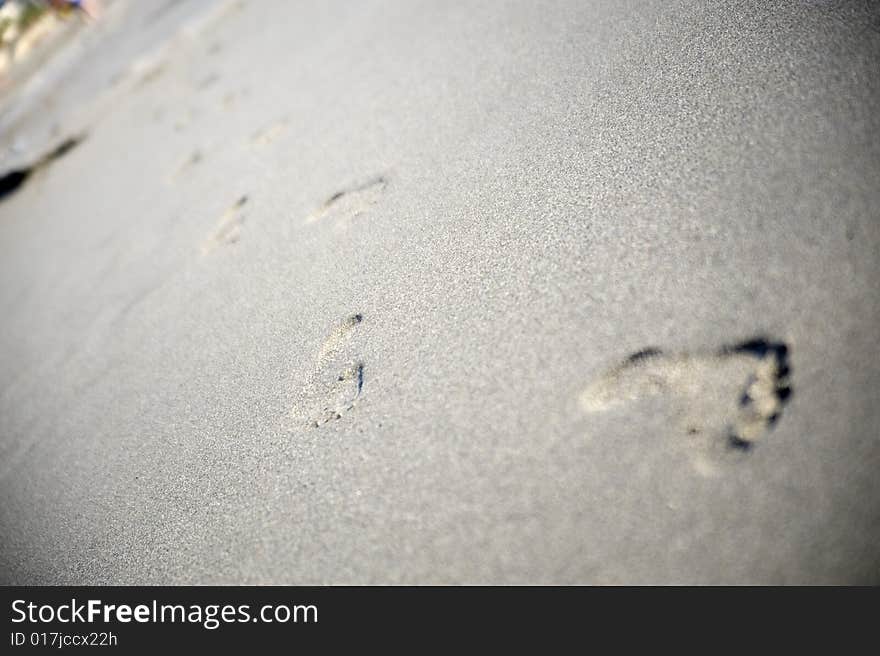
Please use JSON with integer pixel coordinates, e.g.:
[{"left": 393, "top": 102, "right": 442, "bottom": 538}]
[
  {"left": 201, "top": 195, "right": 248, "bottom": 255},
  {"left": 250, "top": 118, "right": 288, "bottom": 147},
  {"left": 168, "top": 148, "right": 203, "bottom": 183},
  {"left": 305, "top": 176, "right": 387, "bottom": 228},
  {"left": 580, "top": 338, "right": 793, "bottom": 475}
]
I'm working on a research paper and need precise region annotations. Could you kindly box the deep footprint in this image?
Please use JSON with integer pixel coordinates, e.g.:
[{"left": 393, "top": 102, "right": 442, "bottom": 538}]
[{"left": 581, "top": 337, "right": 792, "bottom": 465}]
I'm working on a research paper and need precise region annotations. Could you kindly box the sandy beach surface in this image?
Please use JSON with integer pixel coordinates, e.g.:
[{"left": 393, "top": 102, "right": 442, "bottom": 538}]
[{"left": 0, "top": 0, "right": 878, "bottom": 584}]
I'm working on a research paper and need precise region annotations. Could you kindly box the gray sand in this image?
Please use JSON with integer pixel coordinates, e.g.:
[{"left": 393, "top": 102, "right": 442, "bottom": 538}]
[{"left": 0, "top": 0, "right": 878, "bottom": 584}]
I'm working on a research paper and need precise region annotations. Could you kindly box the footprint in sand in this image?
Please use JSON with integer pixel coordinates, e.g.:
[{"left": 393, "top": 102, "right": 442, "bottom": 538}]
[
  {"left": 201, "top": 195, "right": 248, "bottom": 255},
  {"left": 250, "top": 118, "right": 288, "bottom": 147},
  {"left": 305, "top": 177, "right": 387, "bottom": 228},
  {"left": 292, "top": 314, "right": 366, "bottom": 428},
  {"left": 221, "top": 87, "right": 249, "bottom": 110},
  {"left": 196, "top": 73, "right": 221, "bottom": 90},
  {"left": 174, "top": 108, "right": 198, "bottom": 132},
  {"left": 135, "top": 63, "right": 167, "bottom": 89},
  {"left": 168, "top": 148, "right": 203, "bottom": 183},
  {"left": 580, "top": 337, "right": 792, "bottom": 474}
]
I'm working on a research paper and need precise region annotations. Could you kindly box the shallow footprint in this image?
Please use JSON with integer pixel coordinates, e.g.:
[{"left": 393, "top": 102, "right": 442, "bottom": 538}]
[
  {"left": 169, "top": 149, "right": 203, "bottom": 183},
  {"left": 303, "top": 362, "right": 365, "bottom": 428},
  {"left": 305, "top": 177, "right": 387, "bottom": 227},
  {"left": 202, "top": 195, "right": 248, "bottom": 255},
  {"left": 250, "top": 118, "right": 288, "bottom": 147},
  {"left": 292, "top": 314, "right": 366, "bottom": 428},
  {"left": 580, "top": 337, "right": 792, "bottom": 473}
]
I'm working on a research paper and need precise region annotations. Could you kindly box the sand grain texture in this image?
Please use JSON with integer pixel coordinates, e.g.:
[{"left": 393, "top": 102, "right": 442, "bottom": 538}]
[{"left": 0, "top": 0, "right": 878, "bottom": 584}]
